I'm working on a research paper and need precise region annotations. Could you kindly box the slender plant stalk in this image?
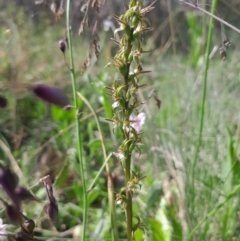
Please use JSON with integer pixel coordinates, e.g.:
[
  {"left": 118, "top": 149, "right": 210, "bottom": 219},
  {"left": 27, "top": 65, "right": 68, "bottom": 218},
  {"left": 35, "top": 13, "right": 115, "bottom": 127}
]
[
  {"left": 77, "top": 91, "right": 119, "bottom": 241},
  {"left": 190, "top": 0, "right": 218, "bottom": 216},
  {"left": 124, "top": 30, "right": 133, "bottom": 241},
  {"left": 125, "top": 155, "right": 133, "bottom": 241},
  {"left": 87, "top": 153, "right": 112, "bottom": 191},
  {"left": 0, "top": 138, "right": 23, "bottom": 180},
  {"left": 66, "top": 1, "right": 87, "bottom": 240},
  {"left": 108, "top": 2, "right": 154, "bottom": 240}
]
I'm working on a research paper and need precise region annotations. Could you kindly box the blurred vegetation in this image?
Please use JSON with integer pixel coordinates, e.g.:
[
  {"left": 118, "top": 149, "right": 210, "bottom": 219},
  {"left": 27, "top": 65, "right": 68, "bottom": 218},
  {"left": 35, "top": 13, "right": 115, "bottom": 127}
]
[{"left": 1, "top": 0, "right": 240, "bottom": 241}]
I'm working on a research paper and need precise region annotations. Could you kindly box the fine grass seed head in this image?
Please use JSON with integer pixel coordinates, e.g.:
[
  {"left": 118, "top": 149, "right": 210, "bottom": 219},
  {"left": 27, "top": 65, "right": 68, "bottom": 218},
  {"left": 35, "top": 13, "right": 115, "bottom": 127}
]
[{"left": 40, "top": 175, "right": 58, "bottom": 221}]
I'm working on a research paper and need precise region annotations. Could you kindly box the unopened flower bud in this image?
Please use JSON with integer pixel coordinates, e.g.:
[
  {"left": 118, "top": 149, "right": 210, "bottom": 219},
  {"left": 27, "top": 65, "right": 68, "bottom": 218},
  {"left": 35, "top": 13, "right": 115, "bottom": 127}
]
[
  {"left": 131, "top": 15, "right": 139, "bottom": 28},
  {"left": 0, "top": 94, "right": 7, "bottom": 108},
  {"left": 46, "top": 200, "right": 58, "bottom": 221},
  {"left": 0, "top": 166, "right": 18, "bottom": 190},
  {"left": 22, "top": 219, "right": 35, "bottom": 234},
  {"left": 58, "top": 40, "right": 66, "bottom": 53},
  {"left": 5, "top": 204, "right": 21, "bottom": 224},
  {"left": 0, "top": 166, "right": 20, "bottom": 208},
  {"left": 14, "top": 186, "right": 40, "bottom": 202},
  {"left": 31, "top": 84, "right": 70, "bottom": 107}
]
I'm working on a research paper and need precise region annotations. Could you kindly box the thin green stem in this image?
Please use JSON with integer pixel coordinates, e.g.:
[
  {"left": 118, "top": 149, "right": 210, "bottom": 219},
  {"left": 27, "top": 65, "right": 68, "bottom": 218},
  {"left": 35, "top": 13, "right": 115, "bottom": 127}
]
[
  {"left": 190, "top": 0, "right": 218, "bottom": 218},
  {"left": 0, "top": 137, "right": 23, "bottom": 181},
  {"left": 87, "top": 153, "right": 113, "bottom": 191},
  {"left": 125, "top": 154, "right": 132, "bottom": 241},
  {"left": 111, "top": 2, "right": 153, "bottom": 240},
  {"left": 66, "top": 1, "right": 87, "bottom": 240},
  {"left": 77, "top": 91, "right": 119, "bottom": 241},
  {"left": 123, "top": 29, "right": 134, "bottom": 241}
]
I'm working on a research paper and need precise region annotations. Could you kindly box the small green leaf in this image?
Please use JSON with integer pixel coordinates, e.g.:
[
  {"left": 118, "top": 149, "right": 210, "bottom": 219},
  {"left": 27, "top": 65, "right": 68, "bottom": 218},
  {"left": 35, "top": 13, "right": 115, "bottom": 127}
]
[{"left": 134, "top": 228, "right": 143, "bottom": 241}]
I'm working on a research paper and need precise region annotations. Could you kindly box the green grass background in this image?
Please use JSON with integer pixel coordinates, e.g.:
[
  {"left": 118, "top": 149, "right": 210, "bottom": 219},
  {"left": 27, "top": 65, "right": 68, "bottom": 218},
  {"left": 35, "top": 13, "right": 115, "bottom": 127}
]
[{"left": 1, "top": 1, "right": 240, "bottom": 240}]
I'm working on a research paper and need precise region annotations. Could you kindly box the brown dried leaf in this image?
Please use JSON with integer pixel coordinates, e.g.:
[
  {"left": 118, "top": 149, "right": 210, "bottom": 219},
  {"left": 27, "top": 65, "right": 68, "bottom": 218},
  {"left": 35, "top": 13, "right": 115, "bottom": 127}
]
[
  {"left": 35, "top": 0, "right": 49, "bottom": 7},
  {"left": 79, "top": 21, "right": 84, "bottom": 35},
  {"left": 92, "top": 0, "right": 100, "bottom": 13},
  {"left": 93, "top": 37, "right": 100, "bottom": 59},
  {"left": 81, "top": 3, "right": 88, "bottom": 12},
  {"left": 81, "top": 53, "right": 92, "bottom": 73},
  {"left": 154, "top": 95, "right": 161, "bottom": 109},
  {"left": 219, "top": 47, "right": 226, "bottom": 61},
  {"left": 92, "top": 21, "right": 98, "bottom": 36},
  {"left": 50, "top": 0, "right": 64, "bottom": 21},
  {"left": 50, "top": 2, "right": 57, "bottom": 15}
]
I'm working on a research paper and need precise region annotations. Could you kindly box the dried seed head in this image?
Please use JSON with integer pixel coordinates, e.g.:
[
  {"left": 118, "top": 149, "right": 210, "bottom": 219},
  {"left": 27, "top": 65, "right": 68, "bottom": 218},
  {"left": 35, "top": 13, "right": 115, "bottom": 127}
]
[
  {"left": 81, "top": 53, "right": 91, "bottom": 74},
  {"left": 223, "top": 39, "right": 231, "bottom": 48},
  {"left": 93, "top": 37, "right": 100, "bottom": 59},
  {"left": 92, "top": 0, "right": 100, "bottom": 13},
  {"left": 22, "top": 219, "right": 35, "bottom": 234},
  {"left": 58, "top": 40, "right": 66, "bottom": 53},
  {"left": 41, "top": 174, "right": 58, "bottom": 220},
  {"left": 0, "top": 94, "right": 7, "bottom": 108},
  {"left": 14, "top": 186, "right": 40, "bottom": 202},
  {"left": 31, "top": 84, "right": 70, "bottom": 107},
  {"left": 219, "top": 48, "right": 226, "bottom": 61},
  {"left": 154, "top": 95, "right": 161, "bottom": 109},
  {"left": 5, "top": 204, "right": 21, "bottom": 224},
  {"left": 46, "top": 200, "right": 58, "bottom": 220}
]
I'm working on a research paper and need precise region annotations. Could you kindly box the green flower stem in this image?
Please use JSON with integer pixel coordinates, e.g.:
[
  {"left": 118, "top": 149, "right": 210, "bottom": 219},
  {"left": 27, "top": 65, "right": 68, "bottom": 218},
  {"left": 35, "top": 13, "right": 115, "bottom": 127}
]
[
  {"left": 125, "top": 154, "right": 133, "bottom": 241},
  {"left": 111, "top": 2, "right": 153, "bottom": 240},
  {"left": 77, "top": 91, "right": 119, "bottom": 241},
  {"left": 123, "top": 29, "right": 134, "bottom": 241},
  {"left": 66, "top": 1, "right": 87, "bottom": 240},
  {"left": 190, "top": 0, "right": 218, "bottom": 216}
]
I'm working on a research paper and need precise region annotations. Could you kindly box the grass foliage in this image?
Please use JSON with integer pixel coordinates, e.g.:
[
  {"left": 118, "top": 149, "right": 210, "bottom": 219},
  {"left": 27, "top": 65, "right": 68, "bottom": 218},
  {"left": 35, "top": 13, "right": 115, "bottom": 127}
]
[{"left": 1, "top": 1, "right": 240, "bottom": 241}]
